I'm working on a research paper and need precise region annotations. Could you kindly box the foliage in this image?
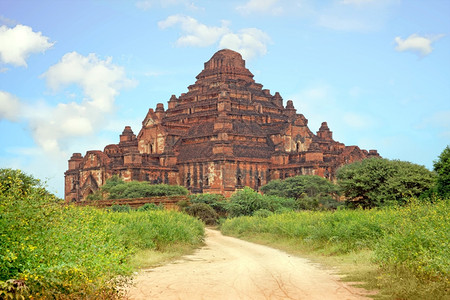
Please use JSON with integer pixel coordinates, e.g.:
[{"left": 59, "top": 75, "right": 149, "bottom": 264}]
[
  {"left": 221, "top": 198, "right": 450, "bottom": 299},
  {"left": 261, "top": 175, "right": 338, "bottom": 199},
  {"left": 0, "top": 169, "right": 204, "bottom": 298},
  {"left": 0, "top": 169, "right": 41, "bottom": 196},
  {"left": 226, "top": 187, "right": 296, "bottom": 217},
  {"left": 189, "top": 193, "right": 227, "bottom": 216},
  {"left": 433, "top": 145, "right": 450, "bottom": 198},
  {"left": 253, "top": 209, "right": 273, "bottom": 218},
  {"left": 110, "top": 204, "right": 132, "bottom": 212},
  {"left": 337, "top": 158, "right": 435, "bottom": 208},
  {"left": 185, "top": 203, "right": 219, "bottom": 225},
  {"left": 260, "top": 175, "right": 340, "bottom": 210},
  {"left": 108, "top": 209, "right": 204, "bottom": 251},
  {"left": 101, "top": 179, "right": 188, "bottom": 199},
  {"left": 137, "top": 202, "right": 163, "bottom": 211}
]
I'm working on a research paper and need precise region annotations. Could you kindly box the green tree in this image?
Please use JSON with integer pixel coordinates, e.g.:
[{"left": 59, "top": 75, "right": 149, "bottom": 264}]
[
  {"left": 337, "top": 158, "right": 435, "bottom": 208},
  {"left": 261, "top": 175, "right": 337, "bottom": 199},
  {"left": 260, "top": 175, "right": 339, "bottom": 210},
  {"left": 226, "top": 187, "right": 296, "bottom": 217},
  {"left": 189, "top": 193, "right": 227, "bottom": 216},
  {"left": 433, "top": 146, "right": 450, "bottom": 198}
]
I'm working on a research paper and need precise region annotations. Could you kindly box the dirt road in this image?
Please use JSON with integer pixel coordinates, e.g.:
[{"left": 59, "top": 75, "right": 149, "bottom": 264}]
[{"left": 127, "top": 228, "right": 369, "bottom": 300}]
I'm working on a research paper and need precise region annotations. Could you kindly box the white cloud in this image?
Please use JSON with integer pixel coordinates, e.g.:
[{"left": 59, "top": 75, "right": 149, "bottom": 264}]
[
  {"left": 236, "top": 0, "right": 283, "bottom": 15},
  {"left": 158, "top": 15, "right": 230, "bottom": 47},
  {"left": 0, "top": 24, "right": 54, "bottom": 67},
  {"left": 394, "top": 34, "right": 445, "bottom": 57},
  {"left": 0, "top": 52, "right": 136, "bottom": 156},
  {"left": 158, "top": 15, "right": 270, "bottom": 59},
  {"left": 219, "top": 28, "right": 271, "bottom": 60},
  {"left": 0, "top": 91, "right": 22, "bottom": 121},
  {"left": 42, "top": 52, "right": 135, "bottom": 112}
]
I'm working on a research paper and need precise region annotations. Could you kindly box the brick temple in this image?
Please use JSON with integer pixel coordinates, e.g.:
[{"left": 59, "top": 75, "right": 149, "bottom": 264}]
[{"left": 65, "top": 49, "right": 379, "bottom": 201}]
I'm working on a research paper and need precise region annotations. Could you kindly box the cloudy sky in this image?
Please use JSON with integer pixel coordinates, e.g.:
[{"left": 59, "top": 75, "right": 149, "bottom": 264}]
[{"left": 1, "top": 0, "right": 449, "bottom": 197}]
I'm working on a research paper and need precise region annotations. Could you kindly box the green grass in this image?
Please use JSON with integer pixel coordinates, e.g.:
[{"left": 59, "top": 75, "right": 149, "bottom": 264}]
[
  {"left": 221, "top": 199, "right": 449, "bottom": 300},
  {"left": 1, "top": 172, "right": 204, "bottom": 299}
]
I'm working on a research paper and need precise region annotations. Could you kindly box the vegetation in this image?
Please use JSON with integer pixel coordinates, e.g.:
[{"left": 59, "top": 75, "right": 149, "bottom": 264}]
[
  {"left": 221, "top": 199, "right": 449, "bottom": 299},
  {"left": 185, "top": 203, "right": 219, "bottom": 225},
  {"left": 0, "top": 169, "right": 204, "bottom": 299},
  {"left": 434, "top": 145, "right": 450, "bottom": 198},
  {"left": 189, "top": 193, "right": 227, "bottom": 217},
  {"left": 226, "top": 186, "right": 297, "bottom": 217},
  {"left": 336, "top": 158, "right": 435, "bottom": 208},
  {"left": 260, "top": 175, "right": 340, "bottom": 210},
  {"left": 87, "top": 176, "right": 189, "bottom": 200}
]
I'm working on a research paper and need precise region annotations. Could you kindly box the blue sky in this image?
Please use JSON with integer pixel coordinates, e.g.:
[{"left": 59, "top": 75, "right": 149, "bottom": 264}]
[{"left": 1, "top": 0, "right": 449, "bottom": 197}]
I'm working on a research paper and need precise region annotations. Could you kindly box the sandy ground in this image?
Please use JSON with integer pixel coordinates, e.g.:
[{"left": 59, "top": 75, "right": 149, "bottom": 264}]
[{"left": 126, "top": 228, "right": 370, "bottom": 300}]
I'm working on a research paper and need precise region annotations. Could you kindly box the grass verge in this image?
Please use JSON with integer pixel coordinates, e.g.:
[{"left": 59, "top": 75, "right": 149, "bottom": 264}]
[{"left": 221, "top": 199, "right": 449, "bottom": 300}]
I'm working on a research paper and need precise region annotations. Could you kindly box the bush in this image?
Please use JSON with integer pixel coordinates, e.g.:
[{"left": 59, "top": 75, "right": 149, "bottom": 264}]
[
  {"left": 189, "top": 193, "right": 227, "bottom": 216},
  {"left": 227, "top": 187, "right": 295, "bottom": 217},
  {"left": 110, "top": 204, "right": 132, "bottom": 212},
  {"left": 253, "top": 209, "right": 273, "bottom": 218},
  {"left": 185, "top": 203, "right": 219, "bottom": 225},
  {"left": 337, "top": 158, "right": 435, "bottom": 208},
  {"left": 137, "top": 203, "right": 162, "bottom": 211},
  {"left": 0, "top": 169, "right": 204, "bottom": 298}
]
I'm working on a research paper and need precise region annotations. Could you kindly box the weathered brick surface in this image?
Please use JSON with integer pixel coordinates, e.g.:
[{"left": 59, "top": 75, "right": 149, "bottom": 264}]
[{"left": 65, "top": 49, "right": 379, "bottom": 202}]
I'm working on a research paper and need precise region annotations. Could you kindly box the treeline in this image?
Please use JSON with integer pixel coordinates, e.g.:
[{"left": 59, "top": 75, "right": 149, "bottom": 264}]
[{"left": 181, "top": 146, "right": 449, "bottom": 224}]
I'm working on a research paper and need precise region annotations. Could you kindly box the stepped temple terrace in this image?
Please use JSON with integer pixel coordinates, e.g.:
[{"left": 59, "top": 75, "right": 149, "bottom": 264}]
[{"left": 65, "top": 49, "right": 379, "bottom": 202}]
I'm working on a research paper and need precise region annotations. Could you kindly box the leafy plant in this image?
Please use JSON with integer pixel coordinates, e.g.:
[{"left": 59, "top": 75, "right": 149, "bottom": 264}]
[
  {"left": 189, "top": 193, "right": 227, "bottom": 216},
  {"left": 0, "top": 168, "right": 204, "bottom": 298},
  {"left": 137, "top": 203, "right": 163, "bottom": 211},
  {"left": 337, "top": 158, "right": 435, "bottom": 208},
  {"left": 260, "top": 175, "right": 339, "bottom": 210},
  {"left": 433, "top": 145, "right": 450, "bottom": 198},
  {"left": 226, "top": 187, "right": 295, "bottom": 217},
  {"left": 185, "top": 203, "right": 219, "bottom": 225}
]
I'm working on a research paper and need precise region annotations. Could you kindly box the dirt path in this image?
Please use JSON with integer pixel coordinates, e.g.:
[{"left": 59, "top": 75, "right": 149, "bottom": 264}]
[{"left": 126, "top": 228, "right": 370, "bottom": 300}]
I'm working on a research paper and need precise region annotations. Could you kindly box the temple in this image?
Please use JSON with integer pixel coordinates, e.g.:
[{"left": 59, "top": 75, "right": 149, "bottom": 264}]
[{"left": 65, "top": 49, "right": 379, "bottom": 202}]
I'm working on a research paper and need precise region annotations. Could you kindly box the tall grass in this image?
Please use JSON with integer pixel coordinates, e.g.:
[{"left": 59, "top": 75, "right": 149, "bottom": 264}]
[
  {"left": 221, "top": 199, "right": 449, "bottom": 299},
  {"left": 1, "top": 171, "right": 204, "bottom": 298}
]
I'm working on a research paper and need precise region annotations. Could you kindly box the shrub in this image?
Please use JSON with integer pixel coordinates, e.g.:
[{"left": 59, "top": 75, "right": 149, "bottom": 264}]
[
  {"left": 227, "top": 187, "right": 266, "bottom": 217},
  {"left": 227, "top": 187, "right": 295, "bottom": 217},
  {"left": 110, "top": 204, "right": 131, "bottom": 212},
  {"left": 137, "top": 203, "right": 162, "bottom": 211},
  {"left": 0, "top": 169, "right": 204, "bottom": 298},
  {"left": 253, "top": 209, "right": 273, "bottom": 218},
  {"left": 185, "top": 203, "right": 219, "bottom": 225},
  {"left": 337, "top": 158, "right": 435, "bottom": 208},
  {"left": 189, "top": 193, "right": 227, "bottom": 216}
]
